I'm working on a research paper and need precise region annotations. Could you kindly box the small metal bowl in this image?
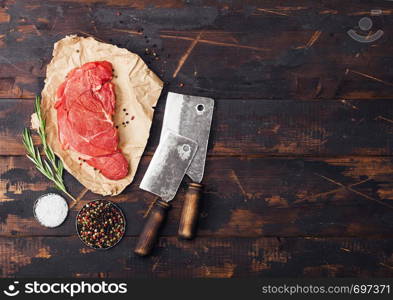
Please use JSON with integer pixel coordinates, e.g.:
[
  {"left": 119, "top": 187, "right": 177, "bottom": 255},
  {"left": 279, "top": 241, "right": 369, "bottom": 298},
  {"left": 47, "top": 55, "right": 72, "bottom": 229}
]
[
  {"left": 33, "top": 193, "right": 69, "bottom": 228},
  {"left": 76, "top": 199, "right": 126, "bottom": 250}
]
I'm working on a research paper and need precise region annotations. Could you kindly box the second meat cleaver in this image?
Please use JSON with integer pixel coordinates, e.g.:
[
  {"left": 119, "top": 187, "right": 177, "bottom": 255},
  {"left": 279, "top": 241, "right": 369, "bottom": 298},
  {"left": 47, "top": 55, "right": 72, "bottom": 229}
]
[
  {"left": 160, "top": 92, "right": 214, "bottom": 239},
  {"left": 134, "top": 130, "right": 198, "bottom": 256}
]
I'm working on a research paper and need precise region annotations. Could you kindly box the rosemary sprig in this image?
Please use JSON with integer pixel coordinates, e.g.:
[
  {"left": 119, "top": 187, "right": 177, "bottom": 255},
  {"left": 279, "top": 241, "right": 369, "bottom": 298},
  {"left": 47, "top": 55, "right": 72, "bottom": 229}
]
[{"left": 22, "top": 96, "right": 76, "bottom": 202}]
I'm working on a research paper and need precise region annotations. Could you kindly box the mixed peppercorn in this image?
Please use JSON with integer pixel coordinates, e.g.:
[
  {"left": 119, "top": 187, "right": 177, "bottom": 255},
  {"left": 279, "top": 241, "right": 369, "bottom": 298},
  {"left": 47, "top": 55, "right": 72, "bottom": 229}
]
[
  {"left": 115, "top": 107, "right": 134, "bottom": 129},
  {"left": 77, "top": 200, "right": 125, "bottom": 249}
]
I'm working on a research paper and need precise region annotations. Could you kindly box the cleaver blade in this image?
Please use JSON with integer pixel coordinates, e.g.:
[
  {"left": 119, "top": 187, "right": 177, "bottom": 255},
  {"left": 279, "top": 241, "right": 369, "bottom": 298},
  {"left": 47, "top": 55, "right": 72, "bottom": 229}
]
[
  {"left": 140, "top": 130, "right": 198, "bottom": 202},
  {"left": 160, "top": 92, "right": 214, "bottom": 183}
]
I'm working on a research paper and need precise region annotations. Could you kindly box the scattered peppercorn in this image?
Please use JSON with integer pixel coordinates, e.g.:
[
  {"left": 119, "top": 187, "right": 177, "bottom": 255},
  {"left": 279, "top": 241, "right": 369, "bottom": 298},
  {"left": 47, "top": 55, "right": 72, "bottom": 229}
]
[{"left": 77, "top": 200, "right": 126, "bottom": 249}]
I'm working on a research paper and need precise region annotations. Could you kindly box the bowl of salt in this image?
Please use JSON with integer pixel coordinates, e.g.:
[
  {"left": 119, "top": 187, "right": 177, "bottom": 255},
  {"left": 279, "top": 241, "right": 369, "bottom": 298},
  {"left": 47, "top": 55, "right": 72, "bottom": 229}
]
[{"left": 33, "top": 193, "right": 68, "bottom": 228}]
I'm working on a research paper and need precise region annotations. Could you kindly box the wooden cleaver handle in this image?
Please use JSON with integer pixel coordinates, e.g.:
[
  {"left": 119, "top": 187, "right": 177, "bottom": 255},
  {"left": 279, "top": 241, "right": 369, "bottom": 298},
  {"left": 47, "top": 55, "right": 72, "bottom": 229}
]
[
  {"left": 134, "top": 199, "right": 170, "bottom": 256},
  {"left": 178, "top": 182, "right": 203, "bottom": 240}
]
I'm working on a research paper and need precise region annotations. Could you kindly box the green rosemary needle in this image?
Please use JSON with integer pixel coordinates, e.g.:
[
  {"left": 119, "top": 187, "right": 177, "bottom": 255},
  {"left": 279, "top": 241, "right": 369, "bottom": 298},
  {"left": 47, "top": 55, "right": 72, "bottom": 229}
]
[{"left": 22, "top": 96, "right": 76, "bottom": 202}]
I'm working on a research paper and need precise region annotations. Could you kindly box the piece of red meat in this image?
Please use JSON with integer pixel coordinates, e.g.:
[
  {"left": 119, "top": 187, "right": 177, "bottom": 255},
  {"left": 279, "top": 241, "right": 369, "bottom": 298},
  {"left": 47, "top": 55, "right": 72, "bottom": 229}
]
[
  {"left": 86, "top": 152, "right": 129, "bottom": 180},
  {"left": 54, "top": 61, "right": 128, "bottom": 180}
]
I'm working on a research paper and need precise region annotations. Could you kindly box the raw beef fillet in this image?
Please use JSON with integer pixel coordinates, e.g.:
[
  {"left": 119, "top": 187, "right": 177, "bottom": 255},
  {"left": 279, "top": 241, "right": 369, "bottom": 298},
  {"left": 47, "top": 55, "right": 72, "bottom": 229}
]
[{"left": 54, "top": 61, "right": 128, "bottom": 180}]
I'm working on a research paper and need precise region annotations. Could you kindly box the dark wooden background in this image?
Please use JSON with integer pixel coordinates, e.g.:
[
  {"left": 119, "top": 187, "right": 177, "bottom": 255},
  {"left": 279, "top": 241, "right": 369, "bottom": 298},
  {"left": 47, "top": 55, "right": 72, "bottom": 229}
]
[{"left": 1, "top": 0, "right": 393, "bottom": 278}]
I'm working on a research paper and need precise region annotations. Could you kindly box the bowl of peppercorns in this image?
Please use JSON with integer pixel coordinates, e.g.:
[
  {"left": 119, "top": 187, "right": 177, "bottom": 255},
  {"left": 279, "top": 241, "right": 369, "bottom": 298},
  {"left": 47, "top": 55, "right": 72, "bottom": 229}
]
[{"left": 76, "top": 200, "right": 126, "bottom": 250}]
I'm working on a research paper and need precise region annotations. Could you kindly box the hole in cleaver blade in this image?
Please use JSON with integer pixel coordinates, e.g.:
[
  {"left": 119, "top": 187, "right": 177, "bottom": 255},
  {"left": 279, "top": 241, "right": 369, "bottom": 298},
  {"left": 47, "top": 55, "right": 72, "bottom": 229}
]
[
  {"left": 160, "top": 92, "right": 215, "bottom": 183},
  {"left": 140, "top": 130, "right": 198, "bottom": 202}
]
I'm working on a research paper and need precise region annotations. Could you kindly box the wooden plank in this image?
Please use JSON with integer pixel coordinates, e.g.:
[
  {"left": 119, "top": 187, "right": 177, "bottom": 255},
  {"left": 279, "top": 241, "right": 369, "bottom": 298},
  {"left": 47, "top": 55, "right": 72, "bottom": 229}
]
[
  {"left": 1, "top": 236, "right": 393, "bottom": 277},
  {"left": 2, "top": 155, "right": 393, "bottom": 237},
  {"left": 0, "top": 1, "right": 392, "bottom": 99},
  {"left": 2, "top": 98, "right": 393, "bottom": 156}
]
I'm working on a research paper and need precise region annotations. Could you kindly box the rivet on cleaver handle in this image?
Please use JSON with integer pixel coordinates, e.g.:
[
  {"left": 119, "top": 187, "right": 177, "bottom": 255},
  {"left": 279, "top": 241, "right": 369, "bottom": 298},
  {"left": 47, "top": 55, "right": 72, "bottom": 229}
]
[{"left": 135, "top": 131, "right": 198, "bottom": 256}]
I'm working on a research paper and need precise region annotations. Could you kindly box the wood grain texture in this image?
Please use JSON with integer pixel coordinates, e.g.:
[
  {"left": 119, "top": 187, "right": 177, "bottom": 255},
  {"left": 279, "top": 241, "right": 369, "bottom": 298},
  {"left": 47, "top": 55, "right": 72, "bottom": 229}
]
[
  {"left": 1, "top": 98, "right": 393, "bottom": 156},
  {"left": 178, "top": 182, "right": 202, "bottom": 240},
  {"left": 1, "top": 0, "right": 393, "bottom": 278},
  {"left": 2, "top": 155, "right": 393, "bottom": 237},
  {"left": 1, "top": 236, "right": 393, "bottom": 278},
  {"left": 134, "top": 200, "right": 170, "bottom": 256},
  {"left": 0, "top": 1, "right": 391, "bottom": 99}
]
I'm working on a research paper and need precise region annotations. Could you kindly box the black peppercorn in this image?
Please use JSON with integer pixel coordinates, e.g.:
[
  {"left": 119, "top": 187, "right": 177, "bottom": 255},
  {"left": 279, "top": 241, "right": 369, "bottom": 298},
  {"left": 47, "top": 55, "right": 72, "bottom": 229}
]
[{"left": 77, "top": 200, "right": 125, "bottom": 249}]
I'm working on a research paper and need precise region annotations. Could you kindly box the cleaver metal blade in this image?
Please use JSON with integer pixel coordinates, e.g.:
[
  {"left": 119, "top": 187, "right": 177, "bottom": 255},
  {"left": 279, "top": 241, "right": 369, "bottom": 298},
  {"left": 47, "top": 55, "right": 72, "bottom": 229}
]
[
  {"left": 160, "top": 92, "right": 214, "bottom": 183},
  {"left": 140, "top": 130, "right": 198, "bottom": 202}
]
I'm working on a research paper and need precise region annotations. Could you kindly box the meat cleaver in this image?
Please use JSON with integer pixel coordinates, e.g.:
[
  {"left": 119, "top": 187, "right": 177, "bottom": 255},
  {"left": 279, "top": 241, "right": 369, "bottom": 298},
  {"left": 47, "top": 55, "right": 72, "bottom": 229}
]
[
  {"left": 160, "top": 92, "right": 214, "bottom": 239},
  {"left": 134, "top": 130, "right": 198, "bottom": 256}
]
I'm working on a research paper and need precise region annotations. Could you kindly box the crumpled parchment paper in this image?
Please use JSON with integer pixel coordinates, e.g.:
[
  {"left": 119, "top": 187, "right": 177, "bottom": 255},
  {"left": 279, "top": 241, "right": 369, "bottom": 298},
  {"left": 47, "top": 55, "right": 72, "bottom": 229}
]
[{"left": 39, "top": 35, "right": 163, "bottom": 196}]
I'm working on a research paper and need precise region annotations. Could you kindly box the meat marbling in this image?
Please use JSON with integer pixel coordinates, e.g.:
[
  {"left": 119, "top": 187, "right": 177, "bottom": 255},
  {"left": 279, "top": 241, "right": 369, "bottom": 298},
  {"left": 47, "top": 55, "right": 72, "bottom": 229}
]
[{"left": 54, "top": 61, "right": 128, "bottom": 180}]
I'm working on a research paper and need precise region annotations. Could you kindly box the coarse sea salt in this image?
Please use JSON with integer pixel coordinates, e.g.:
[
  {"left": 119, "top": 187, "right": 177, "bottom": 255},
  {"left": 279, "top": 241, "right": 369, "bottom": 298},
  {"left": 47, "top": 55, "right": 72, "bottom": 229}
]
[{"left": 34, "top": 193, "right": 68, "bottom": 228}]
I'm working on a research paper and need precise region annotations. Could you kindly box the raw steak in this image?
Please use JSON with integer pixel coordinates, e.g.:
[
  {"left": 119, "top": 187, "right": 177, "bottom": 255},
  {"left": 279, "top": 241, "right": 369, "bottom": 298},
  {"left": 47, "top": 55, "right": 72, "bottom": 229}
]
[{"left": 54, "top": 61, "right": 128, "bottom": 180}]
